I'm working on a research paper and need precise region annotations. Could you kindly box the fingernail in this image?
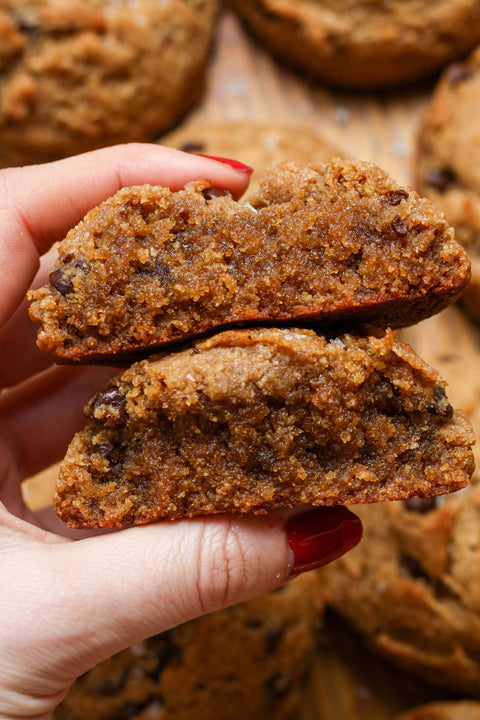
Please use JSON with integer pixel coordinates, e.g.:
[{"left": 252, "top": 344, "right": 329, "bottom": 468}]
[
  {"left": 197, "top": 154, "right": 254, "bottom": 174},
  {"left": 285, "top": 507, "right": 362, "bottom": 578}
]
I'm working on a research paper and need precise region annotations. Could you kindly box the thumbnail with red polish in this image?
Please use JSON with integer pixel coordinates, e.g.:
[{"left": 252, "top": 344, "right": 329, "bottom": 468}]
[
  {"left": 197, "top": 154, "right": 254, "bottom": 174},
  {"left": 286, "top": 507, "right": 363, "bottom": 578}
]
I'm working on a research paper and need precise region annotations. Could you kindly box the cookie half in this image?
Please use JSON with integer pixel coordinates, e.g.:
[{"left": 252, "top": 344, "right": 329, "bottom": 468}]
[
  {"left": 29, "top": 159, "right": 471, "bottom": 365},
  {"left": 54, "top": 327, "right": 474, "bottom": 529},
  {"left": 228, "top": 0, "right": 480, "bottom": 89},
  {"left": 416, "top": 45, "right": 480, "bottom": 324},
  {"left": 0, "top": 0, "right": 216, "bottom": 166}
]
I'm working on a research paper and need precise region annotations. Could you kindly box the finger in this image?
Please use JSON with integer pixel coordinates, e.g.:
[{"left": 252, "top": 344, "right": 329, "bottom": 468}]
[
  {"left": 1, "top": 507, "right": 362, "bottom": 713},
  {"left": 0, "top": 252, "right": 56, "bottom": 390},
  {"left": 0, "top": 143, "right": 252, "bottom": 326},
  {"left": 0, "top": 364, "right": 115, "bottom": 480}
]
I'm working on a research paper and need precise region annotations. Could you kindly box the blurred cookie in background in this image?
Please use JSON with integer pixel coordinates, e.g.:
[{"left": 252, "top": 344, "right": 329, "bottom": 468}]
[
  {"left": 54, "top": 572, "right": 322, "bottom": 720},
  {"left": 320, "top": 481, "right": 480, "bottom": 696},
  {"left": 161, "top": 121, "right": 344, "bottom": 192},
  {"left": 393, "top": 701, "right": 480, "bottom": 720},
  {"left": 0, "top": 0, "right": 216, "bottom": 167},
  {"left": 416, "top": 45, "right": 480, "bottom": 324},
  {"left": 227, "top": 0, "right": 480, "bottom": 89}
]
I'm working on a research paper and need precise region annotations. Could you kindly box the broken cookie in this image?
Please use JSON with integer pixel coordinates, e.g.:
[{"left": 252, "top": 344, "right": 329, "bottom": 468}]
[
  {"left": 55, "top": 328, "right": 474, "bottom": 528},
  {"left": 29, "top": 159, "right": 471, "bottom": 364}
]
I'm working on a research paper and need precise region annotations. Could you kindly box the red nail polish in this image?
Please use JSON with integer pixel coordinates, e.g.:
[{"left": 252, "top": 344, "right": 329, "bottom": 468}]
[
  {"left": 286, "top": 507, "right": 362, "bottom": 578},
  {"left": 197, "top": 154, "right": 254, "bottom": 174}
]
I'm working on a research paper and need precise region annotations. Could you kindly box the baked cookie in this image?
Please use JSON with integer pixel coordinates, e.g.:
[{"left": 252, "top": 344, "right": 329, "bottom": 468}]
[
  {"left": 161, "top": 121, "right": 342, "bottom": 193},
  {"left": 54, "top": 572, "right": 321, "bottom": 720},
  {"left": 54, "top": 326, "right": 474, "bottom": 529},
  {"left": 416, "top": 45, "right": 480, "bottom": 324},
  {"left": 394, "top": 702, "right": 480, "bottom": 720},
  {"left": 228, "top": 0, "right": 480, "bottom": 89},
  {"left": 28, "top": 159, "right": 471, "bottom": 365},
  {"left": 0, "top": 0, "right": 216, "bottom": 167},
  {"left": 321, "top": 481, "right": 480, "bottom": 695},
  {"left": 396, "top": 700, "right": 480, "bottom": 720}
]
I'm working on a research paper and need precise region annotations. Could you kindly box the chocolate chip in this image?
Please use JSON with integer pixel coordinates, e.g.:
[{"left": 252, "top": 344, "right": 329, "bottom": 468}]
[
  {"left": 383, "top": 189, "right": 409, "bottom": 206},
  {"left": 264, "top": 671, "right": 292, "bottom": 699},
  {"left": 427, "top": 384, "right": 454, "bottom": 418},
  {"left": 391, "top": 215, "right": 408, "bottom": 237},
  {"left": 180, "top": 140, "right": 205, "bottom": 153},
  {"left": 404, "top": 497, "right": 439, "bottom": 513},
  {"left": 112, "top": 695, "right": 164, "bottom": 720},
  {"left": 400, "top": 553, "right": 430, "bottom": 581},
  {"left": 201, "top": 186, "right": 232, "bottom": 201},
  {"left": 138, "top": 260, "right": 171, "bottom": 283},
  {"left": 447, "top": 63, "right": 474, "bottom": 85},
  {"left": 93, "top": 667, "right": 128, "bottom": 694},
  {"left": 49, "top": 268, "right": 74, "bottom": 296},
  {"left": 97, "top": 443, "right": 124, "bottom": 468},
  {"left": 426, "top": 168, "right": 455, "bottom": 192},
  {"left": 86, "top": 387, "right": 128, "bottom": 428},
  {"left": 265, "top": 626, "right": 284, "bottom": 653}
]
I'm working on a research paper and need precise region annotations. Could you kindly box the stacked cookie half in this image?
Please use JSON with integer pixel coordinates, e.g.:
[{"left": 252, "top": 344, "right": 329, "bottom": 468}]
[{"left": 28, "top": 158, "right": 475, "bottom": 529}]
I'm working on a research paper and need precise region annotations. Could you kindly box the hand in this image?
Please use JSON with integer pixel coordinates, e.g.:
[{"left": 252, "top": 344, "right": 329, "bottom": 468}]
[{"left": 0, "top": 144, "right": 362, "bottom": 720}]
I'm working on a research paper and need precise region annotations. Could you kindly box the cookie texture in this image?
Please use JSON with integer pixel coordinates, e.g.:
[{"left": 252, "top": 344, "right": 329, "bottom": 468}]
[
  {"left": 53, "top": 573, "right": 321, "bottom": 720},
  {"left": 321, "top": 482, "right": 480, "bottom": 695},
  {"left": 28, "top": 159, "right": 471, "bottom": 365},
  {"left": 416, "top": 45, "right": 480, "bottom": 324},
  {"left": 54, "top": 326, "right": 474, "bottom": 529},
  {"left": 228, "top": 0, "right": 480, "bottom": 89},
  {"left": 162, "top": 121, "right": 342, "bottom": 193},
  {"left": 394, "top": 701, "right": 480, "bottom": 720},
  {"left": 0, "top": 0, "right": 216, "bottom": 166}
]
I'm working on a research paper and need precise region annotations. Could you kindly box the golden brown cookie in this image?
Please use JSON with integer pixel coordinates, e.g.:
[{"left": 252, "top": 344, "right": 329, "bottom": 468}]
[
  {"left": 394, "top": 702, "right": 480, "bottom": 720},
  {"left": 321, "top": 482, "right": 480, "bottom": 695},
  {"left": 161, "top": 121, "right": 342, "bottom": 193},
  {"left": 228, "top": 0, "right": 480, "bottom": 89},
  {"left": 54, "top": 573, "right": 321, "bottom": 720},
  {"left": 0, "top": 0, "right": 216, "bottom": 166},
  {"left": 54, "top": 327, "right": 474, "bottom": 529},
  {"left": 28, "top": 159, "right": 471, "bottom": 365},
  {"left": 416, "top": 45, "right": 480, "bottom": 324}
]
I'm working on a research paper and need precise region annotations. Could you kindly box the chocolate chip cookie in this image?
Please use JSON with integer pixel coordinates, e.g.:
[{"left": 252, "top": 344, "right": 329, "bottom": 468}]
[
  {"left": 0, "top": 0, "right": 216, "bottom": 166},
  {"left": 321, "top": 481, "right": 480, "bottom": 695},
  {"left": 394, "top": 702, "right": 480, "bottom": 720},
  {"left": 28, "top": 159, "right": 471, "bottom": 365},
  {"left": 228, "top": 0, "right": 480, "bottom": 89},
  {"left": 54, "top": 326, "right": 474, "bottom": 529},
  {"left": 161, "top": 121, "right": 342, "bottom": 193},
  {"left": 416, "top": 45, "right": 480, "bottom": 324},
  {"left": 53, "top": 573, "right": 321, "bottom": 720}
]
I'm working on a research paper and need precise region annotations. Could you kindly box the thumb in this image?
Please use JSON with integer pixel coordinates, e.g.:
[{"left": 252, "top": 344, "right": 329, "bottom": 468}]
[{"left": 2, "top": 508, "right": 361, "bottom": 715}]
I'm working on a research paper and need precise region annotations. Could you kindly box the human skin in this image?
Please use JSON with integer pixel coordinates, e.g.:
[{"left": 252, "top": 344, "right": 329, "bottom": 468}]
[{"left": 0, "top": 144, "right": 361, "bottom": 720}]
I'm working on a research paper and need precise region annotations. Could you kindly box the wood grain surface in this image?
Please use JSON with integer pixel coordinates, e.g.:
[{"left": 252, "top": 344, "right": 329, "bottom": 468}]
[{"left": 22, "top": 7, "right": 480, "bottom": 720}]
